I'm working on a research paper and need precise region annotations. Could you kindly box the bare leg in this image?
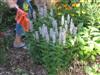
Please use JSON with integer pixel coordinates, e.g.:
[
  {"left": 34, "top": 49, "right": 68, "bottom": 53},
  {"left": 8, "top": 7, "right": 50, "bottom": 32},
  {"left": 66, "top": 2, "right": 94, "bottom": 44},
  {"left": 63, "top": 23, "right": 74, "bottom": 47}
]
[
  {"left": 14, "top": 23, "right": 25, "bottom": 48},
  {"left": 14, "top": 34, "right": 22, "bottom": 45}
]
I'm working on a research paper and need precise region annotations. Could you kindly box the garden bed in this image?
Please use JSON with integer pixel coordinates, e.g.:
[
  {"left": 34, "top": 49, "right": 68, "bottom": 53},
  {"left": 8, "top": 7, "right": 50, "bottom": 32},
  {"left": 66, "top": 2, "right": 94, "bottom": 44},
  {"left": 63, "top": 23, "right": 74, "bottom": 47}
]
[{"left": 0, "top": 47, "right": 99, "bottom": 75}]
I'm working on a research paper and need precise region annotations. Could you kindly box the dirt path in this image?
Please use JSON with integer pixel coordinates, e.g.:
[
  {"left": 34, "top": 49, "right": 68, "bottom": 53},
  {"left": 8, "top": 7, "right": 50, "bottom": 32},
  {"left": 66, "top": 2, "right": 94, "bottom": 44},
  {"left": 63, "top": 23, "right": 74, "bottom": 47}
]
[
  {"left": 0, "top": 48, "right": 34, "bottom": 75},
  {"left": 0, "top": 48, "right": 47, "bottom": 75}
]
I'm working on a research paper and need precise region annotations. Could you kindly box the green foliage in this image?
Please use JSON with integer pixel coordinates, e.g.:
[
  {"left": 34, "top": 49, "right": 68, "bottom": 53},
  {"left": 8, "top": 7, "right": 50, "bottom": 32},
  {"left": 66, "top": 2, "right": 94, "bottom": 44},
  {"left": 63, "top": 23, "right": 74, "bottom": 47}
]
[
  {"left": 84, "top": 64, "right": 100, "bottom": 75},
  {"left": 75, "top": 3, "right": 100, "bottom": 27},
  {"left": 0, "top": 0, "right": 15, "bottom": 32},
  {"left": 56, "top": 2, "right": 100, "bottom": 62},
  {"left": 26, "top": 13, "right": 78, "bottom": 75},
  {"left": 61, "top": 0, "right": 79, "bottom": 3},
  {"left": 0, "top": 0, "right": 9, "bottom": 12},
  {"left": 0, "top": 0, "right": 14, "bottom": 64},
  {"left": 26, "top": 2, "right": 100, "bottom": 75},
  {"left": 0, "top": 36, "right": 13, "bottom": 64},
  {"left": 26, "top": 32, "right": 79, "bottom": 75},
  {"left": 56, "top": 2, "right": 100, "bottom": 28},
  {"left": 77, "top": 23, "right": 100, "bottom": 61},
  {"left": 72, "top": 3, "right": 100, "bottom": 62},
  {"left": 0, "top": 38, "right": 7, "bottom": 64}
]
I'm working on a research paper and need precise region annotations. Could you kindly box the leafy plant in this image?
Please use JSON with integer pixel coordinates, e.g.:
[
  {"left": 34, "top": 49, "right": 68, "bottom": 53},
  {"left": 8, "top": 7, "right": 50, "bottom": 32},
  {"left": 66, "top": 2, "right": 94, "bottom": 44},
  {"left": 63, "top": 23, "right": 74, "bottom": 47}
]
[
  {"left": 0, "top": 0, "right": 15, "bottom": 32},
  {"left": 77, "top": 23, "right": 100, "bottom": 62},
  {"left": 84, "top": 64, "right": 100, "bottom": 75},
  {"left": 26, "top": 6, "right": 79, "bottom": 74},
  {"left": 26, "top": 32, "right": 79, "bottom": 75}
]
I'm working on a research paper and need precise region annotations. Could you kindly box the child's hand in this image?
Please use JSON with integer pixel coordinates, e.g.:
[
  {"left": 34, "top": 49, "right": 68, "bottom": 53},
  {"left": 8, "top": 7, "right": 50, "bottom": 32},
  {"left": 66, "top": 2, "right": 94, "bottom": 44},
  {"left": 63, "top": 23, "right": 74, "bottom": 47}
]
[{"left": 6, "top": 0, "right": 18, "bottom": 8}]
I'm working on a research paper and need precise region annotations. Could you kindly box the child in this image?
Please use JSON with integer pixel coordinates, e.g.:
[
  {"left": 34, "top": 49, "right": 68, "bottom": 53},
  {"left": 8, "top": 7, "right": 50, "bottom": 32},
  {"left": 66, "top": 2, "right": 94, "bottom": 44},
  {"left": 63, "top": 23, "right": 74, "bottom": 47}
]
[
  {"left": 14, "top": 0, "right": 26, "bottom": 49},
  {"left": 7, "top": 0, "right": 32, "bottom": 49}
]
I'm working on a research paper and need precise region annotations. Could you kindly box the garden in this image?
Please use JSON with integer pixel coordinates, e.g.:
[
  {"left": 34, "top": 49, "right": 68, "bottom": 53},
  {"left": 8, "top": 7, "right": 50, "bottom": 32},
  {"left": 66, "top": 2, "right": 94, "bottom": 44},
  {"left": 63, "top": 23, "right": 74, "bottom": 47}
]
[{"left": 0, "top": 0, "right": 100, "bottom": 75}]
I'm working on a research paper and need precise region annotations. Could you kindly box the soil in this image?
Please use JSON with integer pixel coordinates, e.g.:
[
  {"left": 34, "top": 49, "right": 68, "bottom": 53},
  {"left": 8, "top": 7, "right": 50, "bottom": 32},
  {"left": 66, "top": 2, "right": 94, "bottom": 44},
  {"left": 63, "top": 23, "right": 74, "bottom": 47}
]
[{"left": 0, "top": 48, "right": 47, "bottom": 75}]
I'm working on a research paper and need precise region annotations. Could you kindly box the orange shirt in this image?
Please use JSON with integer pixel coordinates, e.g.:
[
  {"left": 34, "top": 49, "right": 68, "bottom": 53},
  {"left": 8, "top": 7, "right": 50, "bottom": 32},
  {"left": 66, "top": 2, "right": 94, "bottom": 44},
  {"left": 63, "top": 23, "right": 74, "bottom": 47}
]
[{"left": 15, "top": 8, "right": 30, "bottom": 32}]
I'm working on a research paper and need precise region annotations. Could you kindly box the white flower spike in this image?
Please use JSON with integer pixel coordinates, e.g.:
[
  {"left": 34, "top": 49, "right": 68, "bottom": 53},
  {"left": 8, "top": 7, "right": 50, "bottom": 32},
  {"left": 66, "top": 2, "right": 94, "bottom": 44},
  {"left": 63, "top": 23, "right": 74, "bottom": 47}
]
[
  {"left": 61, "top": 15, "right": 65, "bottom": 26},
  {"left": 67, "top": 14, "right": 70, "bottom": 25}
]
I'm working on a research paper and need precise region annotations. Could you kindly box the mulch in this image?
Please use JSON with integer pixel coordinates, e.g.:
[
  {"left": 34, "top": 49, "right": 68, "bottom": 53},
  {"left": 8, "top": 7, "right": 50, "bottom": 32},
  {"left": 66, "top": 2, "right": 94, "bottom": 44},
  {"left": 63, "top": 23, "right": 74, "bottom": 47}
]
[{"left": 0, "top": 47, "right": 47, "bottom": 75}]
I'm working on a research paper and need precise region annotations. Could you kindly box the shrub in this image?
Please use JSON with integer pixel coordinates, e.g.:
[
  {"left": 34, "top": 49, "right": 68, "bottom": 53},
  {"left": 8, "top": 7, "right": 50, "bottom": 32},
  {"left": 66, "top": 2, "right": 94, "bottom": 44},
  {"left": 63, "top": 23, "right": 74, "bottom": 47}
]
[
  {"left": 0, "top": 0, "right": 15, "bottom": 32},
  {"left": 0, "top": 0, "right": 15, "bottom": 64},
  {"left": 77, "top": 23, "right": 100, "bottom": 62}
]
